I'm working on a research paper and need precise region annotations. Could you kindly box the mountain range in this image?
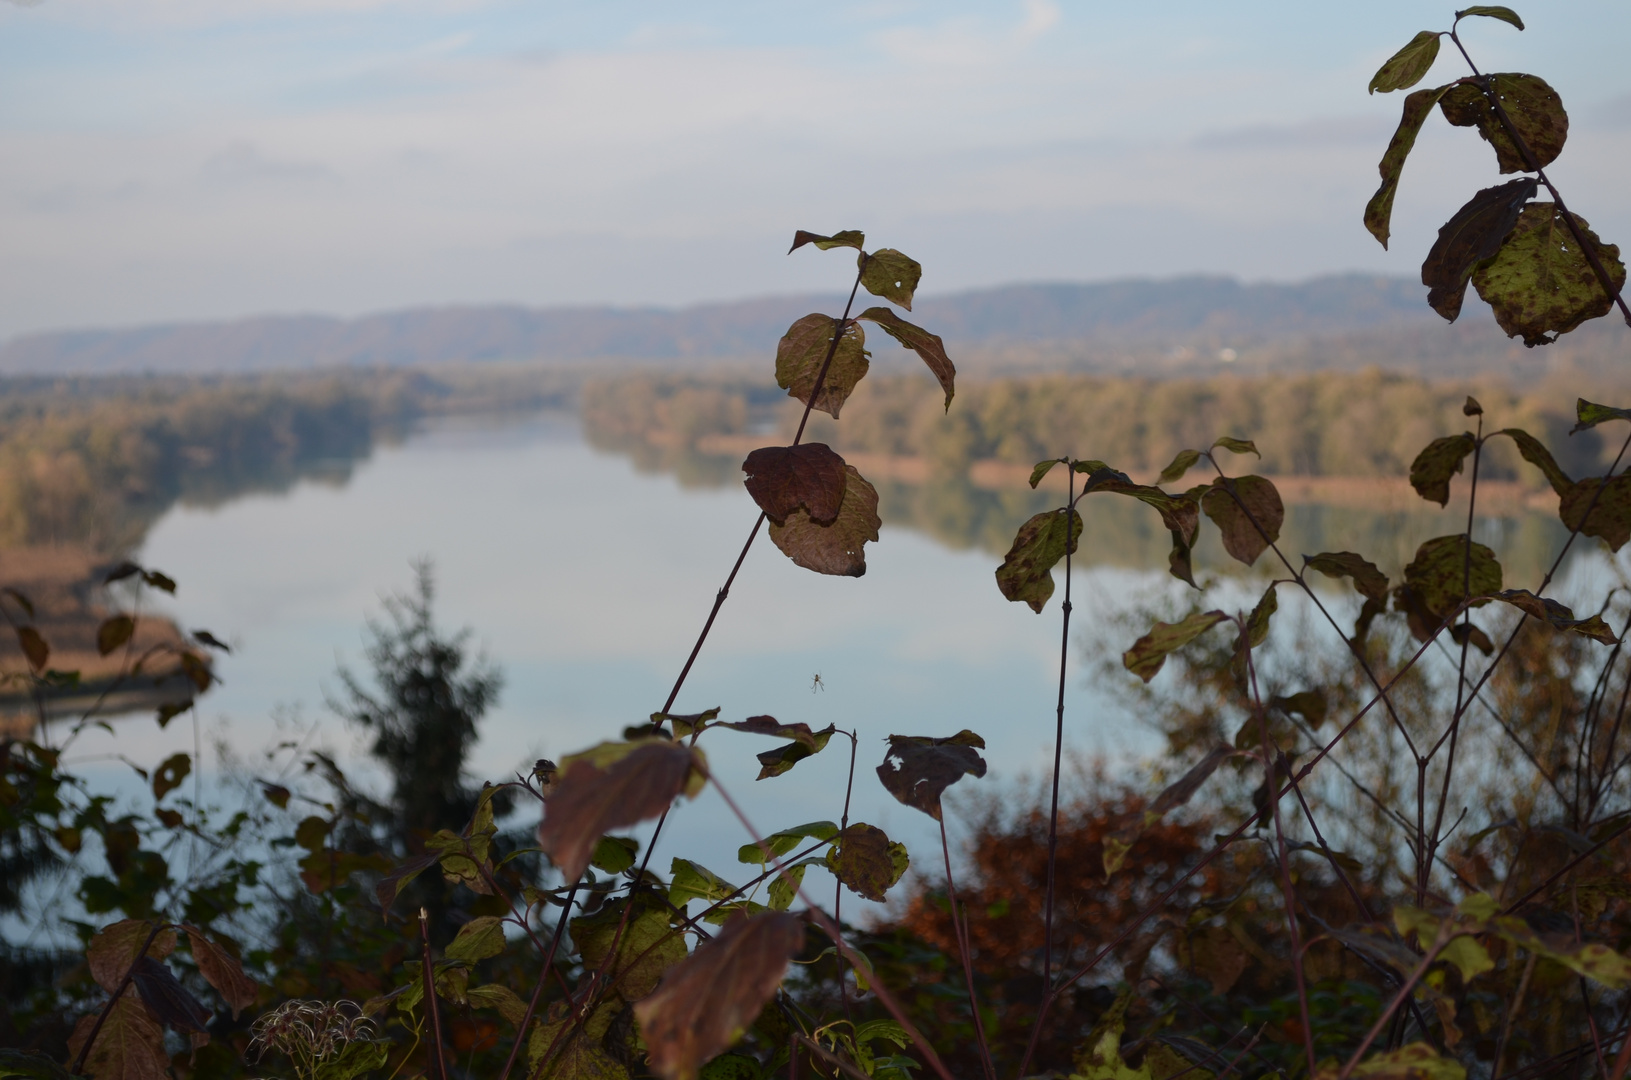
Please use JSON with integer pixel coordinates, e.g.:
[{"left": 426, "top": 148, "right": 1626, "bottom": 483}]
[{"left": 0, "top": 274, "right": 1619, "bottom": 380}]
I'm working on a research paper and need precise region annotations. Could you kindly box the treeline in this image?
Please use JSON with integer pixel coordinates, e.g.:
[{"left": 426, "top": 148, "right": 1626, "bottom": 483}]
[
  {"left": 0, "top": 366, "right": 574, "bottom": 550},
  {"left": 584, "top": 368, "right": 1627, "bottom": 485}
]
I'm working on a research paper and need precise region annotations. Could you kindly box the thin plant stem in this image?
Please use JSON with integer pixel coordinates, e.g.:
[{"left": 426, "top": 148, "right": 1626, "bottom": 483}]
[
  {"left": 496, "top": 879, "right": 582, "bottom": 1080},
  {"left": 1042, "top": 463, "right": 1079, "bottom": 997},
  {"left": 420, "top": 907, "right": 450, "bottom": 1080},
  {"left": 938, "top": 818, "right": 996, "bottom": 1080}
]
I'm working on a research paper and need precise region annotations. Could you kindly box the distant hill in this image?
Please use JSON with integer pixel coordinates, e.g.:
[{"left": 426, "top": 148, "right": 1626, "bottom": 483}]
[{"left": 0, "top": 273, "right": 1621, "bottom": 380}]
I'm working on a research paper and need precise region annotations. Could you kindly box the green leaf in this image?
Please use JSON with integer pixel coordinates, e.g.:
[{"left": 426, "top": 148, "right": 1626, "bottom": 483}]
[
  {"left": 789, "top": 229, "right": 864, "bottom": 253},
  {"left": 1304, "top": 552, "right": 1390, "bottom": 603},
  {"left": 1366, "top": 83, "right": 1457, "bottom": 248},
  {"left": 767, "top": 863, "right": 808, "bottom": 911},
  {"left": 1409, "top": 433, "right": 1477, "bottom": 506},
  {"left": 859, "top": 249, "right": 922, "bottom": 310},
  {"left": 313, "top": 1041, "right": 390, "bottom": 1080},
  {"left": 669, "top": 859, "right": 740, "bottom": 906},
  {"left": 1458, "top": 6, "right": 1524, "bottom": 30},
  {"left": 1348, "top": 1043, "right": 1467, "bottom": 1080},
  {"left": 1472, "top": 202, "right": 1627, "bottom": 346},
  {"left": 775, "top": 314, "right": 870, "bottom": 419},
  {"left": 572, "top": 897, "right": 688, "bottom": 1000},
  {"left": 1401, "top": 535, "right": 1503, "bottom": 621},
  {"left": 1560, "top": 474, "right": 1631, "bottom": 552},
  {"left": 738, "top": 821, "right": 839, "bottom": 865},
  {"left": 0, "top": 1050, "right": 73, "bottom": 1080},
  {"left": 825, "top": 823, "right": 910, "bottom": 901},
  {"left": 1082, "top": 471, "right": 1203, "bottom": 549},
  {"left": 710, "top": 717, "right": 836, "bottom": 779},
  {"left": 854, "top": 307, "right": 955, "bottom": 410},
  {"left": 1210, "top": 436, "right": 1258, "bottom": 458},
  {"left": 1369, "top": 31, "right": 1442, "bottom": 94},
  {"left": 467, "top": 983, "right": 528, "bottom": 1025},
  {"left": 1243, "top": 583, "right": 1278, "bottom": 650},
  {"left": 767, "top": 464, "right": 881, "bottom": 577},
  {"left": 657, "top": 707, "right": 721, "bottom": 738},
  {"left": 1438, "top": 935, "right": 1495, "bottom": 981},
  {"left": 1201, "top": 476, "right": 1284, "bottom": 566},
  {"left": 529, "top": 1000, "right": 628, "bottom": 1080},
  {"left": 1493, "top": 589, "right": 1619, "bottom": 643},
  {"left": 445, "top": 915, "right": 507, "bottom": 962},
  {"left": 1158, "top": 449, "right": 1203, "bottom": 485},
  {"left": 591, "top": 835, "right": 640, "bottom": 874},
  {"left": 1123, "top": 611, "right": 1230, "bottom": 683},
  {"left": 1495, "top": 428, "right": 1572, "bottom": 494},
  {"left": 1440, "top": 73, "right": 1565, "bottom": 173},
  {"left": 1422, "top": 177, "right": 1538, "bottom": 323},
  {"left": 700, "top": 1055, "right": 762, "bottom": 1080},
  {"left": 1029, "top": 459, "right": 1066, "bottom": 489},
  {"left": 995, "top": 508, "right": 1082, "bottom": 613},
  {"left": 1573, "top": 399, "right": 1631, "bottom": 434}
]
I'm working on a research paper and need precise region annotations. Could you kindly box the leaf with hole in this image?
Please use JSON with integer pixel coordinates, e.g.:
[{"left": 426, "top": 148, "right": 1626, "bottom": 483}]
[
  {"left": 1492, "top": 589, "right": 1618, "bottom": 643},
  {"left": 1409, "top": 433, "right": 1477, "bottom": 506},
  {"left": 1304, "top": 552, "right": 1390, "bottom": 603},
  {"left": 1201, "top": 476, "right": 1283, "bottom": 565},
  {"left": 855, "top": 307, "right": 954, "bottom": 411},
  {"left": 995, "top": 508, "right": 1082, "bottom": 613},
  {"left": 789, "top": 230, "right": 864, "bottom": 253},
  {"left": 97, "top": 617, "right": 134, "bottom": 657},
  {"left": 1124, "top": 611, "right": 1230, "bottom": 683},
  {"left": 1369, "top": 31, "right": 1442, "bottom": 94},
  {"left": 1440, "top": 73, "right": 1565, "bottom": 173},
  {"left": 635, "top": 913, "right": 805, "bottom": 1080},
  {"left": 1473, "top": 203, "right": 1627, "bottom": 346},
  {"left": 1422, "top": 177, "right": 1538, "bottom": 322},
  {"left": 67, "top": 993, "right": 168, "bottom": 1080},
  {"left": 775, "top": 314, "right": 869, "bottom": 420},
  {"left": 182, "top": 927, "right": 256, "bottom": 1018},
  {"left": 876, "top": 732, "right": 987, "bottom": 821},
  {"left": 767, "top": 464, "right": 880, "bottom": 577},
  {"left": 742, "top": 444, "right": 848, "bottom": 527},
  {"left": 1366, "top": 84, "right": 1457, "bottom": 248},
  {"left": 860, "top": 249, "right": 921, "bottom": 310},
  {"left": 825, "top": 823, "right": 909, "bottom": 902},
  {"left": 738, "top": 821, "right": 838, "bottom": 865},
  {"left": 151, "top": 753, "right": 189, "bottom": 801},
  {"left": 537, "top": 740, "right": 705, "bottom": 881}
]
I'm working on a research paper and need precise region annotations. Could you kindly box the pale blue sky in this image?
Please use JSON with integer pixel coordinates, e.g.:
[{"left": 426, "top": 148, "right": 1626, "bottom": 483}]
[{"left": 2, "top": 0, "right": 1629, "bottom": 338}]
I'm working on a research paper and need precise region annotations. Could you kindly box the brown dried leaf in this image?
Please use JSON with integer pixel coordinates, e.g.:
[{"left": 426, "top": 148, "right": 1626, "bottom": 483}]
[
  {"left": 182, "top": 927, "right": 257, "bottom": 1019},
  {"left": 855, "top": 307, "right": 955, "bottom": 410},
  {"left": 1304, "top": 552, "right": 1390, "bottom": 603},
  {"left": 96, "top": 616, "right": 135, "bottom": 657},
  {"left": 15, "top": 626, "right": 48, "bottom": 672},
  {"left": 824, "top": 823, "right": 909, "bottom": 902},
  {"left": 68, "top": 993, "right": 168, "bottom": 1080},
  {"left": 537, "top": 740, "right": 704, "bottom": 881},
  {"left": 788, "top": 229, "right": 864, "bottom": 253},
  {"left": 88, "top": 921, "right": 177, "bottom": 994},
  {"left": 875, "top": 732, "right": 987, "bottom": 821},
  {"left": 1201, "top": 476, "right": 1283, "bottom": 566},
  {"left": 741, "top": 444, "right": 848, "bottom": 527},
  {"left": 767, "top": 465, "right": 880, "bottom": 577},
  {"left": 714, "top": 717, "right": 837, "bottom": 780},
  {"left": 775, "top": 314, "right": 869, "bottom": 419},
  {"left": 1492, "top": 589, "right": 1619, "bottom": 643},
  {"left": 152, "top": 753, "right": 190, "bottom": 801},
  {"left": 634, "top": 913, "right": 805, "bottom": 1080}
]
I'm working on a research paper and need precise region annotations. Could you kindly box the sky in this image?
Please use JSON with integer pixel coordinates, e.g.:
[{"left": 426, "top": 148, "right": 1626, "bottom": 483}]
[{"left": 2, "top": 0, "right": 1630, "bottom": 340}]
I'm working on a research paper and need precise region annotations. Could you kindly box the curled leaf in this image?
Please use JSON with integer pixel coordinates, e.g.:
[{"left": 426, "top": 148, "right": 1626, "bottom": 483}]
[
  {"left": 775, "top": 314, "right": 869, "bottom": 419},
  {"left": 1440, "top": 73, "right": 1565, "bottom": 174},
  {"left": 536, "top": 740, "right": 705, "bottom": 881},
  {"left": 1495, "top": 427, "right": 1572, "bottom": 494},
  {"left": 713, "top": 717, "right": 836, "bottom": 780},
  {"left": 859, "top": 249, "right": 921, "bottom": 310},
  {"left": 1210, "top": 437, "right": 1258, "bottom": 458},
  {"left": 1409, "top": 433, "right": 1477, "bottom": 506},
  {"left": 1422, "top": 177, "right": 1538, "bottom": 323},
  {"left": 131, "top": 956, "right": 210, "bottom": 1033},
  {"left": 1458, "top": 6, "right": 1524, "bottom": 30},
  {"left": 876, "top": 731, "right": 987, "bottom": 821},
  {"left": 1472, "top": 203, "right": 1626, "bottom": 346},
  {"left": 995, "top": 508, "right": 1082, "bottom": 613},
  {"left": 1201, "top": 476, "right": 1283, "bottom": 565},
  {"left": 1029, "top": 459, "right": 1065, "bottom": 490},
  {"left": 1304, "top": 552, "right": 1390, "bottom": 603},
  {"left": 1366, "top": 83, "right": 1457, "bottom": 248},
  {"left": 1493, "top": 589, "right": 1618, "bottom": 643},
  {"left": 1124, "top": 611, "right": 1229, "bottom": 683},
  {"left": 855, "top": 307, "right": 954, "bottom": 411},
  {"left": 635, "top": 913, "right": 805, "bottom": 1080},
  {"left": 1573, "top": 399, "right": 1631, "bottom": 434},
  {"left": 789, "top": 229, "right": 864, "bottom": 253},
  {"left": 742, "top": 444, "right": 848, "bottom": 527},
  {"left": 825, "top": 823, "right": 909, "bottom": 902},
  {"left": 737, "top": 821, "right": 838, "bottom": 865},
  {"left": 766, "top": 465, "right": 881, "bottom": 577}
]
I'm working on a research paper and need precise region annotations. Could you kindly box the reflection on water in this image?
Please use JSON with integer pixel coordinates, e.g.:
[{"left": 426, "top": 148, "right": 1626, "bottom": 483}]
[{"left": 592, "top": 442, "right": 1576, "bottom": 586}]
